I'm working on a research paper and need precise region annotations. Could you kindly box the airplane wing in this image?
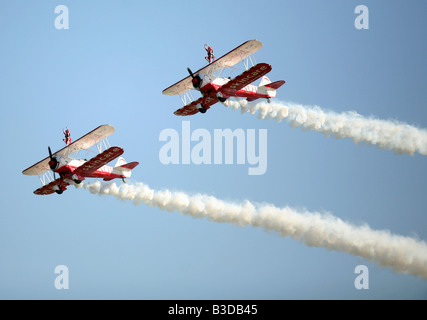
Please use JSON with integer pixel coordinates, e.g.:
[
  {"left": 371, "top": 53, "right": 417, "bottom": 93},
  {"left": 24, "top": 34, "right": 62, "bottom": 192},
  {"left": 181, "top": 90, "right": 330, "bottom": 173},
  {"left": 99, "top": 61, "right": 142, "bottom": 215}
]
[
  {"left": 74, "top": 146, "right": 124, "bottom": 176},
  {"left": 219, "top": 63, "right": 272, "bottom": 96},
  {"left": 22, "top": 124, "right": 115, "bottom": 176},
  {"left": 174, "top": 96, "right": 219, "bottom": 116},
  {"left": 163, "top": 40, "right": 263, "bottom": 96},
  {"left": 33, "top": 178, "right": 70, "bottom": 195}
]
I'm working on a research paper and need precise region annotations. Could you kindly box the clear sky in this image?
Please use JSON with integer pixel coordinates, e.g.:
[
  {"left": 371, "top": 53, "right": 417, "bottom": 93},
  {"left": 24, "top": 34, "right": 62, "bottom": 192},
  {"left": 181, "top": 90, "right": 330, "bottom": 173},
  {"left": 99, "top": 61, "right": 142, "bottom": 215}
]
[{"left": 0, "top": 0, "right": 426, "bottom": 299}]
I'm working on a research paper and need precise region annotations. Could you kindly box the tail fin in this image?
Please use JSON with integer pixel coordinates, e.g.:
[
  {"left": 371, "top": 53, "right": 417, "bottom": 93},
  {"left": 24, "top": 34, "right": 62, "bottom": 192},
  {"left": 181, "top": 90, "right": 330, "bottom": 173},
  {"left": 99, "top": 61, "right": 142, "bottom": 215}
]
[
  {"left": 112, "top": 158, "right": 139, "bottom": 179},
  {"left": 259, "top": 76, "right": 271, "bottom": 87},
  {"left": 114, "top": 157, "right": 127, "bottom": 167},
  {"left": 114, "top": 156, "right": 139, "bottom": 171}
]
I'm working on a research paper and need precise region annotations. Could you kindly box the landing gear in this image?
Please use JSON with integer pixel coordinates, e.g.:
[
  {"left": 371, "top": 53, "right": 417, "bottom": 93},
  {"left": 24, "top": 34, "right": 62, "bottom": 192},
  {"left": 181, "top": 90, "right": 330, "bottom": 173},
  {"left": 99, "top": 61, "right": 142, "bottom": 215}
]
[
  {"left": 196, "top": 103, "right": 207, "bottom": 114},
  {"left": 72, "top": 174, "right": 83, "bottom": 185},
  {"left": 217, "top": 92, "right": 227, "bottom": 103},
  {"left": 53, "top": 183, "right": 66, "bottom": 194},
  {"left": 266, "top": 97, "right": 271, "bottom": 103},
  {"left": 122, "top": 178, "right": 127, "bottom": 183}
]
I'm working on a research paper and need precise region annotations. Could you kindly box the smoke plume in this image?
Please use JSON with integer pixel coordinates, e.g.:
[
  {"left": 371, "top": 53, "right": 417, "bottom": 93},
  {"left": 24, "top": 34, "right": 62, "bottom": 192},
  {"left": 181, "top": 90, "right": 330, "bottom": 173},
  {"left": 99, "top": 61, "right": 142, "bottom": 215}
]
[
  {"left": 223, "top": 100, "right": 427, "bottom": 155},
  {"left": 81, "top": 181, "right": 427, "bottom": 279}
]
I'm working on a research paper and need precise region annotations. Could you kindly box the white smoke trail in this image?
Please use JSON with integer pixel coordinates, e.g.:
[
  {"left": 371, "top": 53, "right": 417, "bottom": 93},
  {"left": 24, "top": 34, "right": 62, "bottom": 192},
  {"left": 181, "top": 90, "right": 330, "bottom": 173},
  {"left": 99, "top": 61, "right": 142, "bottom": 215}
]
[
  {"left": 222, "top": 99, "right": 427, "bottom": 156},
  {"left": 80, "top": 180, "right": 427, "bottom": 279}
]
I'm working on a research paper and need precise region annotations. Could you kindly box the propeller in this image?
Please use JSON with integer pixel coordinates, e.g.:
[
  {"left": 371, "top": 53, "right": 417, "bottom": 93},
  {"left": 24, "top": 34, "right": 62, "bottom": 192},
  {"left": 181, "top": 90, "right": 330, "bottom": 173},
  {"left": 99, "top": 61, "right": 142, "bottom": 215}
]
[
  {"left": 187, "top": 67, "right": 202, "bottom": 90},
  {"left": 187, "top": 67, "right": 195, "bottom": 78},
  {"left": 48, "top": 146, "right": 58, "bottom": 179}
]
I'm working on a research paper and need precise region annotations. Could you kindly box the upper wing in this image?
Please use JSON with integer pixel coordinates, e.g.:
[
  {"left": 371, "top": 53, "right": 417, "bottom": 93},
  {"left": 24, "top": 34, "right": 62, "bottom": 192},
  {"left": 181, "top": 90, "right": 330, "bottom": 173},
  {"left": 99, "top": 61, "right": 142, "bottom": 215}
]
[
  {"left": 219, "top": 63, "right": 272, "bottom": 96},
  {"left": 174, "top": 96, "right": 219, "bottom": 116},
  {"left": 33, "top": 178, "right": 70, "bottom": 195},
  {"left": 56, "top": 124, "right": 115, "bottom": 158},
  {"left": 162, "top": 40, "right": 263, "bottom": 96},
  {"left": 22, "top": 124, "right": 115, "bottom": 176},
  {"left": 74, "top": 146, "right": 124, "bottom": 176}
]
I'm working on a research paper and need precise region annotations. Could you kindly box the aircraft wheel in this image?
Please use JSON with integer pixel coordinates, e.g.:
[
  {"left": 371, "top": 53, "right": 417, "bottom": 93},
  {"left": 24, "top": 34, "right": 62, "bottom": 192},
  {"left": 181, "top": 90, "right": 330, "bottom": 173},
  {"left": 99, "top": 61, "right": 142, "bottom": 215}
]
[
  {"left": 55, "top": 190, "right": 63, "bottom": 195},
  {"left": 217, "top": 92, "right": 227, "bottom": 103},
  {"left": 74, "top": 179, "right": 82, "bottom": 184},
  {"left": 197, "top": 103, "right": 207, "bottom": 113}
]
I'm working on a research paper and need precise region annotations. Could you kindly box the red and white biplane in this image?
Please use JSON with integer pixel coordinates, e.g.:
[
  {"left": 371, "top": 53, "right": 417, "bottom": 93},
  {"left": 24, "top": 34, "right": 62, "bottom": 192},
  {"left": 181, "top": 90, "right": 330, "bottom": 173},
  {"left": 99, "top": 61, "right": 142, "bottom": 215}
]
[
  {"left": 22, "top": 125, "right": 139, "bottom": 195},
  {"left": 162, "top": 40, "right": 285, "bottom": 116}
]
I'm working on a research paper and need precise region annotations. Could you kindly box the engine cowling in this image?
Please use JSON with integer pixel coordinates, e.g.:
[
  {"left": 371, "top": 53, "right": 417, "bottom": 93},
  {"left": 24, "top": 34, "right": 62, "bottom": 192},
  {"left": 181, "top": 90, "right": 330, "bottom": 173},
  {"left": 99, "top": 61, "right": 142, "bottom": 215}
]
[
  {"left": 187, "top": 68, "right": 203, "bottom": 90},
  {"left": 48, "top": 157, "right": 59, "bottom": 170},
  {"left": 192, "top": 74, "right": 202, "bottom": 90}
]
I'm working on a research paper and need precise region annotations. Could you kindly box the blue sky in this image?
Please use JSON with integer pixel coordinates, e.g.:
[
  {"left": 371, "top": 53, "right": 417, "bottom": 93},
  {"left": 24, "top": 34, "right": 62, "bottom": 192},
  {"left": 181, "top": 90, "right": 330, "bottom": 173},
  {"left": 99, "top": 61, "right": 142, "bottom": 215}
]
[{"left": 0, "top": 0, "right": 426, "bottom": 299}]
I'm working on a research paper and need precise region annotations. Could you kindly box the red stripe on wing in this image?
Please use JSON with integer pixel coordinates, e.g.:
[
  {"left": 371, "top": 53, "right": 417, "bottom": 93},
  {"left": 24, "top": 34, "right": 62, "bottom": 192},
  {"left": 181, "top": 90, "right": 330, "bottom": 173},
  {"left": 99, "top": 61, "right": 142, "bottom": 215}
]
[
  {"left": 219, "top": 63, "right": 272, "bottom": 96},
  {"left": 74, "top": 147, "right": 124, "bottom": 176}
]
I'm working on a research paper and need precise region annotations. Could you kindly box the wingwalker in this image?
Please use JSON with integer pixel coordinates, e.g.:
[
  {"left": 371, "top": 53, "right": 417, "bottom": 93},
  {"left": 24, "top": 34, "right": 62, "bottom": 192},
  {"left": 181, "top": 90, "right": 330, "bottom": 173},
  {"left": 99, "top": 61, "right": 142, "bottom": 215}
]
[
  {"left": 162, "top": 40, "right": 286, "bottom": 116},
  {"left": 22, "top": 125, "right": 139, "bottom": 195}
]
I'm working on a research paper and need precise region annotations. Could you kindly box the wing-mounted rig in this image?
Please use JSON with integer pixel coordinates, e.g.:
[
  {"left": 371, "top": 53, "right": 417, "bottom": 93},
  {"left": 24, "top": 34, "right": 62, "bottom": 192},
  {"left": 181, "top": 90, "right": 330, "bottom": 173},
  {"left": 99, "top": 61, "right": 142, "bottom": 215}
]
[
  {"left": 22, "top": 125, "right": 139, "bottom": 195},
  {"left": 162, "top": 40, "right": 286, "bottom": 116}
]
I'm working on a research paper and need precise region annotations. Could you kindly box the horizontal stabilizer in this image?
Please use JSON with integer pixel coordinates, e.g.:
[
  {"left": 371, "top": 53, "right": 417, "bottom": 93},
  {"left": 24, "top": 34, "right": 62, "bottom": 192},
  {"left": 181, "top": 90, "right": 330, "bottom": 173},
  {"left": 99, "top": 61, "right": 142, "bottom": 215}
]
[
  {"left": 261, "top": 80, "right": 285, "bottom": 90},
  {"left": 118, "top": 162, "right": 139, "bottom": 170},
  {"left": 113, "top": 161, "right": 139, "bottom": 174}
]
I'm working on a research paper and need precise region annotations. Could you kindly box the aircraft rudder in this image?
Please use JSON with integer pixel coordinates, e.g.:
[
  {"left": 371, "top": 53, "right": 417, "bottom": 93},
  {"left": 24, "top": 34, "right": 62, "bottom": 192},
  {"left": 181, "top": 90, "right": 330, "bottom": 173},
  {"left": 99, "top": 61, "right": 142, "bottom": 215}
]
[
  {"left": 259, "top": 76, "right": 271, "bottom": 87},
  {"left": 114, "top": 156, "right": 127, "bottom": 167}
]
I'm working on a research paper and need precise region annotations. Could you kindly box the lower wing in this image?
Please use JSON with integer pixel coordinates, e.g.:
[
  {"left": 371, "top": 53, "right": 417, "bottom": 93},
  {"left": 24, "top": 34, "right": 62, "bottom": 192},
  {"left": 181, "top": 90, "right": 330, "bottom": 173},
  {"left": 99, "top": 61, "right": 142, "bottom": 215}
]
[
  {"left": 34, "top": 178, "right": 70, "bottom": 195},
  {"left": 174, "top": 96, "right": 218, "bottom": 116}
]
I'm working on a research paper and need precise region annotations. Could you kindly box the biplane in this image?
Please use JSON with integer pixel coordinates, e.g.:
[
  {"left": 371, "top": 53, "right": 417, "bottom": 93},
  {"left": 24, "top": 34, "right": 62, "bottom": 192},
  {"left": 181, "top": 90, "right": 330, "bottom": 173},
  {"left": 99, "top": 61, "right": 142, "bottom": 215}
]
[
  {"left": 22, "top": 125, "right": 139, "bottom": 195},
  {"left": 162, "top": 40, "right": 285, "bottom": 116}
]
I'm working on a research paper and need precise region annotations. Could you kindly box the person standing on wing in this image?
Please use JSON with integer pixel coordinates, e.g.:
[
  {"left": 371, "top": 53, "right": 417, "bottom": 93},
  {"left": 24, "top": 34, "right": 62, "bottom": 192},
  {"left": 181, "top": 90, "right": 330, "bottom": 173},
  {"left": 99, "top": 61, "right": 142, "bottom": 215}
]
[
  {"left": 205, "top": 44, "right": 215, "bottom": 64},
  {"left": 63, "top": 127, "right": 71, "bottom": 145}
]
